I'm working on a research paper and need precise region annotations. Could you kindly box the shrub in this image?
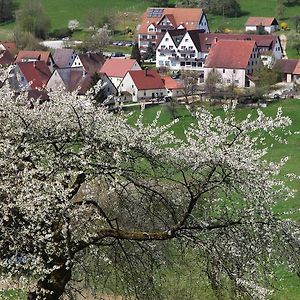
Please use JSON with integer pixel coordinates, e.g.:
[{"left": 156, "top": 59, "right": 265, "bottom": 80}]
[
  {"left": 50, "top": 28, "right": 72, "bottom": 39},
  {"left": 280, "top": 22, "right": 289, "bottom": 30}
]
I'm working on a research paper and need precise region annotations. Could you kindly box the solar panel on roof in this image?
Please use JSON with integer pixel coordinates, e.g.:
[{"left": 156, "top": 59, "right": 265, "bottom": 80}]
[{"left": 147, "top": 8, "right": 164, "bottom": 18}]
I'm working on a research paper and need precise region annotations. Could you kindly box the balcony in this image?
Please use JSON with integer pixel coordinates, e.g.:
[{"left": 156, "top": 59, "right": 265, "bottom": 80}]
[
  {"left": 158, "top": 48, "right": 176, "bottom": 54},
  {"left": 178, "top": 49, "right": 196, "bottom": 54},
  {"left": 169, "top": 56, "right": 205, "bottom": 63}
]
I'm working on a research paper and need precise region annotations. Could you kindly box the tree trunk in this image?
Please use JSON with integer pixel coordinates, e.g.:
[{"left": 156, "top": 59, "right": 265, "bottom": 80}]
[{"left": 27, "top": 263, "right": 72, "bottom": 300}]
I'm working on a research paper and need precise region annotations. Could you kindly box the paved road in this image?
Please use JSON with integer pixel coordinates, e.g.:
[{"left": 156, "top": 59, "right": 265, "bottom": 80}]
[
  {"left": 41, "top": 40, "right": 82, "bottom": 49},
  {"left": 40, "top": 40, "right": 130, "bottom": 58}
]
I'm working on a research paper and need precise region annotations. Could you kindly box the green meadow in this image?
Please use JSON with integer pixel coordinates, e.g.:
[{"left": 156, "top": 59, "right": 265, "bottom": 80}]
[
  {"left": 208, "top": 0, "right": 300, "bottom": 31},
  {"left": 127, "top": 99, "right": 300, "bottom": 299}
]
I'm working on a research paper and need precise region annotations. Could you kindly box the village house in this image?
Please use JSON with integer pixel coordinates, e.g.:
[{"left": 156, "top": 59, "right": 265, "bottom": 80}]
[
  {"left": 99, "top": 58, "right": 142, "bottom": 88},
  {"left": 204, "top": 40, "right": 261, "bottom": 88},
  {"left": 11, "top": 61, "right": 52, "bottom": 92},
  {"left": 0, "top": 41, "right": 17, "bottom": 56},
  {"left": 245, "top": 17, "right": 279, "bottom": 34},
  {"left": 162, "top": 76, "right": 184, "bottom": 98},
  {"left": 119, "top": 70, "right": 167, "bottom": 102},
  {"left": 15, "top": 50, "right": 56, "bottom": 72},
  {"left": 156, "top": 29, "right": 206, "bottom": 71},
  {"left": 53, "top": 49, "right": 76, "bottom": 69},
  {"left": 47, "top": 68, "right": 117, "bottom": 97},
  {"left": 274, "top": 59, "right": 300, "bottom": 83},
  {"left": 156, "top": 31, "right": 283, "bottom": 72},
  {"left": 71, "top": 52, "right": 105, "bottom": 74},
  {"left": 138, "top": 7, "right": 209, "bottom": 53},
  {"left": 0, "top": 50, "right": 15, "bottom": 66}
]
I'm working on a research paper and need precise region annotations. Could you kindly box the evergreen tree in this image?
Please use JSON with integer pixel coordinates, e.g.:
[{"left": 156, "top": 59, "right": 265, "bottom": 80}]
[
  {"left": 131, "top": 42, "right": 141, "bottom": 64},
  {"left": 0, "top": 0, "right": 16, "bottom": 23},
  {"left": 145, "top": 42, "right": 156, "bottom": 60}
]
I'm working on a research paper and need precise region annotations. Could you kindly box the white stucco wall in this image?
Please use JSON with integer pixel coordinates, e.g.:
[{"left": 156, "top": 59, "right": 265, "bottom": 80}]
[
  {"left": 246, "top": 25, "right": 278, "bottom": 33},
  {"left": 197, "top": 14, "right": 210, "bottom": 33},
  {"left": 47, "top": 71, "right": 65, "bottom": 90},
  {"left": 71, "top": 56, "right": 83, "bottom": 68},
  {"left": 156, "top": 31, "right": 179, "bottom": 70},
  {"left": 119, "top": 73, "right": 167, "bottom": 102},
  {"left": 156, "top": 31, "right": 206, "bottom": 71},
  {"left": 273, "top": 38, "right": 283, "bottom": 60},
  {"left": 245, "top": 25, "right": 257, "bottom": 32},
  {"left": 204, "top": 68, "right": 246, "bottom": 88}
]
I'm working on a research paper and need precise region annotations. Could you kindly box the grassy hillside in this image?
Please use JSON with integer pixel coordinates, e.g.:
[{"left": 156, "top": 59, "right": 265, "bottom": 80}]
[
  {"left": 208, "top": 0, "right": 300, "bottom": 31},
  {"left": 127, "top": 99, "right": 300, "bottom": 299},
  {"left": 0, "top": 1, "right": 298, "bottom": 57}
]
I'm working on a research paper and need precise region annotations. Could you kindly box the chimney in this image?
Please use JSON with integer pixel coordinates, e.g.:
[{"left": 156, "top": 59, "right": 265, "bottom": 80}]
[
  {"left": 33, "top": 61, "right": 36, "bottom": 68},
  {"left": 145, "top": 67, "right": 148, "bottom": 76}
]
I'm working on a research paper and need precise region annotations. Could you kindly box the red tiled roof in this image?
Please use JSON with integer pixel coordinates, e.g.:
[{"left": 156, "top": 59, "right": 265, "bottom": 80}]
[
  {"left": 15, "top": 50, "right": 51, "bottom": 64},
  {"left": 17, "top": 61, "right": 52, "bottom": 89},
  {"left": 205, "top": 40, "right": 256, "bottom": 69},
  {"left": 100, "top": 58, "right": 141, "bottom": 78},
  {"left": 197, "top": 33, "right": 278, "bottom": 53},
  {"left": 78, "top": 52, "right": 105, "bottom": 73},
  {"left": 0, "top": 50, "right": 14, "bottom": 66},
  {"left": 27, "top": 90, "right": 49, "bottom": 101},
  {"left": 53, "top": 49, "right": 75, "bottom": 68},
  {"left": 274, "top": 59, "right": 300, "bottom": 75},
  {"left": 246, "top": 17, "right": 278, "bottom": 27},
  {"left": 294, "top": 60, "right": 300, "bottom": 75},
  {"left": 139, "top": 8, "right": 204, "bottom": 34},
  {"left": 0, "top": 42, "right": 17, "bottom": 55},
  {"left": 128, "top": 70, "right": 165, "bottom": 90},
  {"left": 162, "top": 76, "right": 184, "bottom": 89}
]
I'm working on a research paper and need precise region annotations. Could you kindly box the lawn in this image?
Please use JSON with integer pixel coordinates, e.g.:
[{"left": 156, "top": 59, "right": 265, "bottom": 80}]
[
  {"left": 15, "top": 0, "right": 151, "bottom": 30},
  {"left": 207, "top": 0, "right": 300, "bottom": 31},
  {"left": 127, "top": 99, "right": 300, "bottom": 299}
]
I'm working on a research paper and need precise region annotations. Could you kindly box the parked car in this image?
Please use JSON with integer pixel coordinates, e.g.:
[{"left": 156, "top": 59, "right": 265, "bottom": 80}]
[{"left": 111, "top": 52, "right": 125, "bottom": 57}]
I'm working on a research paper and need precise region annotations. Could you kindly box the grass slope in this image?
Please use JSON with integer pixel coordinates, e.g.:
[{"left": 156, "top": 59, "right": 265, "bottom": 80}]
[
  {"left": 208, "top": 0, "right": 300, "bottom": 31},
  {"left": 128, "top": 99, "right": 300, "bottom": 299}
]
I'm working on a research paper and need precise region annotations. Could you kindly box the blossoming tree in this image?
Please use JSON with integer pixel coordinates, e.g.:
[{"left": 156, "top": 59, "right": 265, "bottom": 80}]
[{"left": 0, "top": 80, "right": 299, "bottom": 299}]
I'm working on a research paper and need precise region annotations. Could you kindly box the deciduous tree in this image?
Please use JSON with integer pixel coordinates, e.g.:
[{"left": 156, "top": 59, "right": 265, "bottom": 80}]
[
  {"left": 205, "top": 69, "right": 222, "bottom": 98},
  {"left": 0, "top": 74, "right": 299, "bottom": 299},
  {"left": 276, "top": 0, "right": 286, "bottom": 20},
  {"left": 16, "top": 0, "right": 50, "bottom": 39},
  {"left": 180, "top": 70, "right": 200, "bottom": 102}
]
